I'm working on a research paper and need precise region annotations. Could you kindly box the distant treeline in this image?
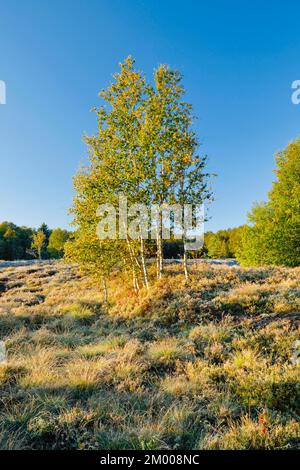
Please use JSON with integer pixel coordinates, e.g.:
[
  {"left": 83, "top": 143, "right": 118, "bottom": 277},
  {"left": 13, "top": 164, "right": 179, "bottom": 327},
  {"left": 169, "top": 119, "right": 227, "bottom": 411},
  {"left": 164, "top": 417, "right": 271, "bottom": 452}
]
[
  {"left": 0, "top": 220, "right": 244, "bottom": 262},
  {"left": 0, "top": 222, "right": 71, "bottom": 261},
  {"left": 155, "top": 226, "right": 245, "bottom": 260}
]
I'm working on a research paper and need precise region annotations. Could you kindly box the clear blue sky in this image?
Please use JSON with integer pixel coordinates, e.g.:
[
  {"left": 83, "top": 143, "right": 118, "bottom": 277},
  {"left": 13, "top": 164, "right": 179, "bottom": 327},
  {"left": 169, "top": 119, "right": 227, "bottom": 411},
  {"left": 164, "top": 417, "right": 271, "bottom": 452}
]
[{"left": 1, "top": 0, "right": 300, "bottom": 232}]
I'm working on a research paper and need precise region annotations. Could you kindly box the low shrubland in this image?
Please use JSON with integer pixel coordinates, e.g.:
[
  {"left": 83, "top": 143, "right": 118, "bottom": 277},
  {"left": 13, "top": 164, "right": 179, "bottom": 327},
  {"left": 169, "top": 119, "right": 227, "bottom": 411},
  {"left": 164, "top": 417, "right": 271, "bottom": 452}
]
[{"left": 0, "top": 262, "right": 299, "bottom": 449}]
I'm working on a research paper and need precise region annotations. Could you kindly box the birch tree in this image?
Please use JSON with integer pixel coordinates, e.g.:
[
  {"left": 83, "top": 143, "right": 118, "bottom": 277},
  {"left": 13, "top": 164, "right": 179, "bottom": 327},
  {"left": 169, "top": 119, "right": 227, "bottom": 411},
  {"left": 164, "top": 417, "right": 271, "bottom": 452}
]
[
  {"left": 146, "top": 65, "right": 212, "bottom": 280},
  {"left": 69, "top": 58, "right": 151, "bottom": 292},
  {"left": 32, "top": 230, "right": 46, "bottom": 260}
]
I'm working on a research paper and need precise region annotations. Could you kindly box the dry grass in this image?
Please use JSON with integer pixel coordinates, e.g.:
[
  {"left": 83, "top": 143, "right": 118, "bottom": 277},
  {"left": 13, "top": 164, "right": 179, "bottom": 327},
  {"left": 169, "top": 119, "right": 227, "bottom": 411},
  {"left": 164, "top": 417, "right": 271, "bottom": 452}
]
[{"left": 0, "top": 262, "right": 299, "bottom": 449}]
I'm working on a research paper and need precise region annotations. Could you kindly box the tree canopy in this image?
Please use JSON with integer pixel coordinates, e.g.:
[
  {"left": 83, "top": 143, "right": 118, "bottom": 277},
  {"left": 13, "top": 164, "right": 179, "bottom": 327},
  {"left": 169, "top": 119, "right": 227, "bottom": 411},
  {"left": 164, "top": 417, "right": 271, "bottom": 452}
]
[
  {"left": 48, "top": 229, "right": 70, "bottom": 258},
  {"left": 237, "top": 139, "right": 300, "bottom": 267}
]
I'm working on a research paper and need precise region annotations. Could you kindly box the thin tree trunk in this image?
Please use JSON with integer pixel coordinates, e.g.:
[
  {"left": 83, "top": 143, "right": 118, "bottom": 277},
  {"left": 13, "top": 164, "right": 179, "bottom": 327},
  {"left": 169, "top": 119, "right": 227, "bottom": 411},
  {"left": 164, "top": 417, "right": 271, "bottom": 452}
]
[
  {"left": 126, "top": 236, "right": 140, "bottom": 293},
  {"left": 156, "top": 207, "right": 163, "bottom": 280},
  {"left": 140, "top": 236, "right": 149, "bottom": 290},
  {"left": 102, "top": 274, "right": 108, "bottom": 305},
  {"left": 183, "top": 243, "right": 189, "bottom": 281},
  {"left": 181, "top": 174, "right": 189, "bottom": 281},
  {"left": 132, "top": 268, "right": 139, "bottom": 293},
  {"left": 127, "top": 237, "right": 142, "bottom": 271},
  {"left": 158, "top": 235, "right": 163, "bottom": 280}
]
